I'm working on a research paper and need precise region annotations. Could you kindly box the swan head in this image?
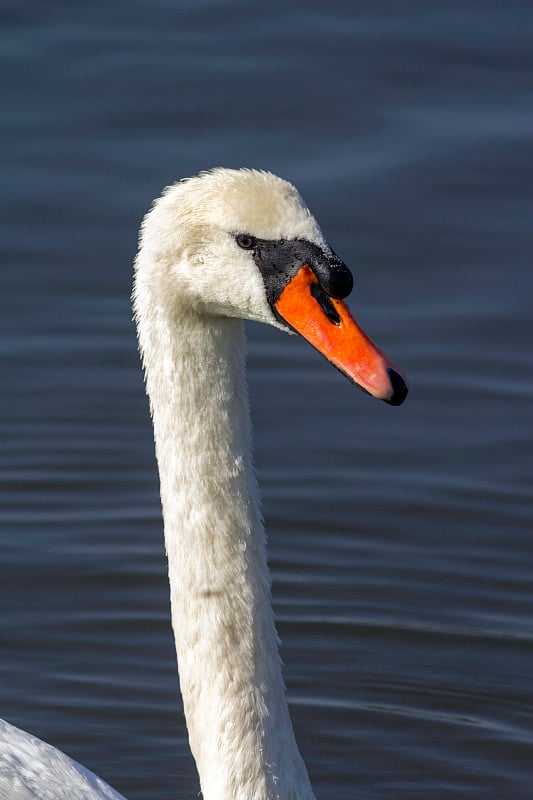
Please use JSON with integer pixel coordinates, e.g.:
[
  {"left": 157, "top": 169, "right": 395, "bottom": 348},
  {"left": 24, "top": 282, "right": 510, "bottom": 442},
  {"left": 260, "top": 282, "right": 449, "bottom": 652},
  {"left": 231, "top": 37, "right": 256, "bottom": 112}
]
[{"left": 135, "top": 168, "right": 408, "bottom": 405}]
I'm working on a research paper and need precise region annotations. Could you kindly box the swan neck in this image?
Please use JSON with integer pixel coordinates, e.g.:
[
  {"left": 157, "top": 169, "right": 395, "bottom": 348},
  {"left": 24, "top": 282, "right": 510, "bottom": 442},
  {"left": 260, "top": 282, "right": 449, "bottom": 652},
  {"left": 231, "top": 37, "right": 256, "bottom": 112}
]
[{"left": 137, "top": 298, "right": 315, "bottom": 800}]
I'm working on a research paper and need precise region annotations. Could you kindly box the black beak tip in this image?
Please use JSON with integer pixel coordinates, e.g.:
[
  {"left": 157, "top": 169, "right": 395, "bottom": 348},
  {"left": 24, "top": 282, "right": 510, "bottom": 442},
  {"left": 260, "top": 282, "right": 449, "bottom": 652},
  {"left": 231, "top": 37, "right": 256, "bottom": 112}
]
[{"left": 384, "top": 368, "right": 409, "bottom": 406}]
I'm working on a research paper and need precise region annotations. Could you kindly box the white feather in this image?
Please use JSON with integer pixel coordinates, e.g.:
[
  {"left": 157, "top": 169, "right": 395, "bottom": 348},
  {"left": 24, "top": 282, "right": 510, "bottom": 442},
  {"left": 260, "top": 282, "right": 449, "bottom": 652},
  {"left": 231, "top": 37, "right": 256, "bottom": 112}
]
[
  {"left": 2, "top": 169, "right": 329, "bottom": 800},
  {"left": 0, "top": 719, "right": 126, "bottom": 800}
]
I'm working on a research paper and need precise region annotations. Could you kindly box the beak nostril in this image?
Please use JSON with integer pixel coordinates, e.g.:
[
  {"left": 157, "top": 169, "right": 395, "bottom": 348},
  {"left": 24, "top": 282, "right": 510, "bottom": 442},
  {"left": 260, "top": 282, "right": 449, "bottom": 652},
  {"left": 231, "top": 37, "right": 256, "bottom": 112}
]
[{"left": 310, "top": 282, "right": 341, "bottom": 325}]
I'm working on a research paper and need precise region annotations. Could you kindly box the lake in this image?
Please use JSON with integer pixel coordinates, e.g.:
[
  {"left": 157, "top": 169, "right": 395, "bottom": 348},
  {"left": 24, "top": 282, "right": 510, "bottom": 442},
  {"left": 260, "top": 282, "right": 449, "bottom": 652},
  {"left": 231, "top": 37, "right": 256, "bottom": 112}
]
[{"left": 1, "top": 1, "right": 532, "bottom": 798}]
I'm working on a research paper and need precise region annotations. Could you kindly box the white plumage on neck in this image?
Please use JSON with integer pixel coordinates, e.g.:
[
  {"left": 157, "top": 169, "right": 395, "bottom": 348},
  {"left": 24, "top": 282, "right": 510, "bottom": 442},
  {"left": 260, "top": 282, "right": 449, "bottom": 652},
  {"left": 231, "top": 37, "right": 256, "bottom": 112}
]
[
  {"left": 0, "top": 168, "right": 407, "bottom": 798},
  {"left": 133, "top": 170, "right": 320, "bottom": 799}
]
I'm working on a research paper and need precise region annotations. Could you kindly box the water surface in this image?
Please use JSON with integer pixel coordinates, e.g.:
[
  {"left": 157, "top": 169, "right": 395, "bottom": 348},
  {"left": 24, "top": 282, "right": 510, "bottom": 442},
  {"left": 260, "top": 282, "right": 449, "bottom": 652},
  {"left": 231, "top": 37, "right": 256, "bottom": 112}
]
[{"left": 1, "top": 2, "right": 532, "bottom": 798}]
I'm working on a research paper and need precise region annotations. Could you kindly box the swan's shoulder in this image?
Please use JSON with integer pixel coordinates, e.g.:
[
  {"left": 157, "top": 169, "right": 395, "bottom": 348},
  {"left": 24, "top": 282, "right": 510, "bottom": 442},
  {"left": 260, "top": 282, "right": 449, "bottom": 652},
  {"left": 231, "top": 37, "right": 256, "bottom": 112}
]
[{"left": 0, "top": 719, "right": 126, "bottom": 800}]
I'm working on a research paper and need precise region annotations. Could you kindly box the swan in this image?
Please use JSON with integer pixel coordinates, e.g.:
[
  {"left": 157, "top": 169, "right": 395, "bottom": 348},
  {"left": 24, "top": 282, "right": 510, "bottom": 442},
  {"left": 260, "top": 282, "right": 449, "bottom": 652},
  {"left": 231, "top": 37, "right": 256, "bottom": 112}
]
[{"left": 0, "top": 168, "right": 408, "bottom": 800}]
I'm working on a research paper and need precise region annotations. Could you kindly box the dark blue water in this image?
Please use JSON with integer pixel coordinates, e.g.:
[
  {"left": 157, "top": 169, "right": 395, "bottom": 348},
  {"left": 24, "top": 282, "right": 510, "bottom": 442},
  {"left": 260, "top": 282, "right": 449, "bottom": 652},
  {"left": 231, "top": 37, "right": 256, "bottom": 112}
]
[{"left": 1, "top": 2, "right": 532, "bottom": 798}]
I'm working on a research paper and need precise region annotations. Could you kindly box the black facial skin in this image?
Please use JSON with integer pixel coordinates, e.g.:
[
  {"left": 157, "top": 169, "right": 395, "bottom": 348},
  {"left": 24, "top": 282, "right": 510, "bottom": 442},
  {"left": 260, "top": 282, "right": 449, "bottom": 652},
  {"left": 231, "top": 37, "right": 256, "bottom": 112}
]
[{"left": 236, "top": 234, "right": 354, "bottom": 307}]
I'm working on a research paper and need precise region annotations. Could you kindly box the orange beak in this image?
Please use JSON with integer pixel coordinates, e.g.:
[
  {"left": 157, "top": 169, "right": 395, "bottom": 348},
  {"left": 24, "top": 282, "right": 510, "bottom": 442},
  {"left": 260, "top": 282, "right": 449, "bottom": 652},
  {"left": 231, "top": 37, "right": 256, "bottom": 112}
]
[{"left": 274, "top": 265, "right": 408, "bottom": 405}]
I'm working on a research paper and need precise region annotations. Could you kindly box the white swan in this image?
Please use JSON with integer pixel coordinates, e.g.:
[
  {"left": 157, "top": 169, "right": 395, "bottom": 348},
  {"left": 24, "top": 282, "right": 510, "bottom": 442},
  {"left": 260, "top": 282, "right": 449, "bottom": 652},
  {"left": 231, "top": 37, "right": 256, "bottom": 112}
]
[{"left": 0, "top": 168, "right": 407, "bottom": 800}]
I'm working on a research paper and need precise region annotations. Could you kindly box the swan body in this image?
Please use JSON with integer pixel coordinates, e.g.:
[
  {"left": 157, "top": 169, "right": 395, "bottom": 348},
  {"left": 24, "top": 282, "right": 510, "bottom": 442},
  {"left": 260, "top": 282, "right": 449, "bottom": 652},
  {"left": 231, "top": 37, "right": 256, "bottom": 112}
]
[
  {"left": 0, "top": 719, "right": 125, "bottom": 800},
  {"left": 0, "top": 168, "right": 407, "bottom": 799}
]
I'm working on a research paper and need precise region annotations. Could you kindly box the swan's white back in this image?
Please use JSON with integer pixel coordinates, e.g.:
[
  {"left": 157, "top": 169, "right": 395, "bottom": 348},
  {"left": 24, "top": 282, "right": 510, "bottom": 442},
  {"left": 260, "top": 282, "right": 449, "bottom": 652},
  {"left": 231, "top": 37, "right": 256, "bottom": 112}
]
[{"left": 0, "top": 719, "right": 126, "bottom": 800}]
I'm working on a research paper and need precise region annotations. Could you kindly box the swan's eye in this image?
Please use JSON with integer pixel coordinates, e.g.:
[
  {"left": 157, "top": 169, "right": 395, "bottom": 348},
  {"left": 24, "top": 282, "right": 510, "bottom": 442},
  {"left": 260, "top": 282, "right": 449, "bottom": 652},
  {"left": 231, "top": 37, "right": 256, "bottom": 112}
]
[{"left": 236, "top": 234, "right": 256, "bottom": 250}]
